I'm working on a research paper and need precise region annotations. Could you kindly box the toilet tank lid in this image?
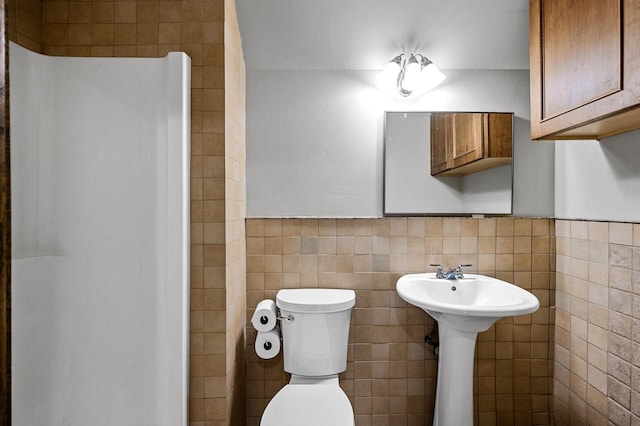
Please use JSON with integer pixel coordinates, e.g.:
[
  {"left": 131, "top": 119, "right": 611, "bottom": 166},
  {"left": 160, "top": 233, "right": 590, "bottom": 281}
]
[{"left": 276, "top": 289, "right": 355, "bottom": 313}]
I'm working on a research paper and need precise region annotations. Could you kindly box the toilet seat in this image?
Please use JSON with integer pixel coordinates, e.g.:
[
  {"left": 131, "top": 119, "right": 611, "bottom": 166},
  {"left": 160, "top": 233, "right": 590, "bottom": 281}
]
[{"left": 260, "top": 384, "right": 354, "bottom": 426}]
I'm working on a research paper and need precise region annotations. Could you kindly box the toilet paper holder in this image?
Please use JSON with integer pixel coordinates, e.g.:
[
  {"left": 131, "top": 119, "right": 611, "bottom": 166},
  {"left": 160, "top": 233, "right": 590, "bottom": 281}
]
[
  {"left": 277, "top": 314, "right": 294, "bottom": 322},
  {"left": 258, "top": 313, "right": 294, "bottom": 325}
]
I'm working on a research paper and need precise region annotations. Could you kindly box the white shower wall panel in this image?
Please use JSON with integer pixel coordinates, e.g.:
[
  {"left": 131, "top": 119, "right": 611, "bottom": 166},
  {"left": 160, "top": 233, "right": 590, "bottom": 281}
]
[{"left": 10, "top": 43, "right": 190, "bottom": 426}]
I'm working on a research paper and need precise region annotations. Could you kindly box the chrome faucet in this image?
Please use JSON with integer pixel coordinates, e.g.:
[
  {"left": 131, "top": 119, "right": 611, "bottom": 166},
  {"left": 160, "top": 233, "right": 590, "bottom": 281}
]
[{"left": 429, "top": 263, "right": 472, "bottom": 280}]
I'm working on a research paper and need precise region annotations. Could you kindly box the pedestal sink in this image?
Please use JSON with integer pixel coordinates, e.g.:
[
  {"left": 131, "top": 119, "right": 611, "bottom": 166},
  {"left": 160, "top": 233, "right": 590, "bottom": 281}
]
[{"left": 396, "top": 273, "right": 539, "bottom": 426}]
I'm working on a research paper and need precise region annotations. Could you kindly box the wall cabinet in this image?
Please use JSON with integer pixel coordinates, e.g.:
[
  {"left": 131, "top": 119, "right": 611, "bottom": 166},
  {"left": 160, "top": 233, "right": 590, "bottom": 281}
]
[
  {"left": 530, "top": 0, "right": 640, "bottom": 140},
  {"left": 430, "top": 112, "right": 513, "bottom": 176}
]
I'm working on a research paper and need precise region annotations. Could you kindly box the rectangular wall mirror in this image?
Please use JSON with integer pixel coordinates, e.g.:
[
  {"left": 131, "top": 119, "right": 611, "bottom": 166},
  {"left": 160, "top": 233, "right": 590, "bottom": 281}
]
[{"left": 384, "top": 111, "right": 513, "bottom": 215}]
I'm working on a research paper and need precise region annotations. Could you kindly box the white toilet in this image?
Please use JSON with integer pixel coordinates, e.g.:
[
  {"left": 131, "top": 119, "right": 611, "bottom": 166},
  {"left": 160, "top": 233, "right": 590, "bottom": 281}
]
[{"left": 260, "top": 288, "right": 356, "bottom": 426}]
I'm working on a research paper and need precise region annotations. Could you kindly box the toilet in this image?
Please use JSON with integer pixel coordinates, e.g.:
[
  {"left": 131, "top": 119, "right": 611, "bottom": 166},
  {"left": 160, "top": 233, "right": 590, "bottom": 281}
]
[{"left": 260, "top": 288, "right": 356, "bottom": 426}]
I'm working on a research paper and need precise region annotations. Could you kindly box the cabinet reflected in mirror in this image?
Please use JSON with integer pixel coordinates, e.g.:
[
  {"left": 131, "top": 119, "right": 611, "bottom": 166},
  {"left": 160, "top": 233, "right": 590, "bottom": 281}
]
[
  {"left": 384, "top": 111, "right": 513, "bottom": 216},
  {"left": 430, "top": 112, "right": 512, "bottom": 176}
]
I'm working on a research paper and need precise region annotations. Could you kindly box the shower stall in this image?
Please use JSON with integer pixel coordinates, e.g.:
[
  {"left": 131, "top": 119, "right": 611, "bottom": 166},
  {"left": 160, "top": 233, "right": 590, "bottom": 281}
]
[{"left": 9, "top": 43, "right": 190, "bottom": 426}]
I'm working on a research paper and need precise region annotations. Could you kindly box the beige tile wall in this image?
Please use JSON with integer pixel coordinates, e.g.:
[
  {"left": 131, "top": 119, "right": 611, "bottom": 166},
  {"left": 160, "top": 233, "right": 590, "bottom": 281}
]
[
  {"left": 9, "top": 1, "right": 247, "bottom": 424},
  {"left": 554, "top": 220, "right": 640, "bottom": 426},
  {"left": 246, "top": 217, "right": 555, "bottom": 426},
  {"left": 7, "top": 0, "right": 41, "bottom": 51},
  {"left": 222, "top": 0, "right": 246, "bottom": 422}
]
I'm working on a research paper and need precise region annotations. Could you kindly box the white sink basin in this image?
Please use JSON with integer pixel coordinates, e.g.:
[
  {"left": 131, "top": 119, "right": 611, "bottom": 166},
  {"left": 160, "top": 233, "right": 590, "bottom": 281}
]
[{"left": 396, "top": 273, "right": 539, "bottom": 332}]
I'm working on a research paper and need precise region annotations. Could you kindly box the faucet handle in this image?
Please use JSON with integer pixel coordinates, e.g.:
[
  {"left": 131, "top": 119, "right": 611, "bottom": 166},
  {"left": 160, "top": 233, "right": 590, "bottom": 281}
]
[
  {"left": 428, "top": 263, "right": 445, "bottom": 278},
  {"left": 454, "top": 264, "right": 472, "bottom": 279}
]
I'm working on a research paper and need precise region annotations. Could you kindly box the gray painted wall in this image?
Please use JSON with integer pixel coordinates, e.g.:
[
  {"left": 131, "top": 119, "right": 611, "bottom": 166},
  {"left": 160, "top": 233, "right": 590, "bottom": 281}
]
[
  {"left": 246, "top": 68, "right": 555, "bottom": 218},
  {"left": 554, "top": 133, "right": 640, "bottom": 223}
]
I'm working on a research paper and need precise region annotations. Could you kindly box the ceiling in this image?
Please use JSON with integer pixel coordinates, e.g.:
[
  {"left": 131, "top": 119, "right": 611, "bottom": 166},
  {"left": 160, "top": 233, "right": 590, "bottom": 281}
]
[{"left": 235, "top": 0, "right": 530, "bottom": 71}]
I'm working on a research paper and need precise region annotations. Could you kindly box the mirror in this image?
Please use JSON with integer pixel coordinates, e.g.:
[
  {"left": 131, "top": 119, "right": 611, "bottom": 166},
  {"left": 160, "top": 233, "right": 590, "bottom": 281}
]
[{"left": 384, "top": 111, "right": 513, "bottom": 215}]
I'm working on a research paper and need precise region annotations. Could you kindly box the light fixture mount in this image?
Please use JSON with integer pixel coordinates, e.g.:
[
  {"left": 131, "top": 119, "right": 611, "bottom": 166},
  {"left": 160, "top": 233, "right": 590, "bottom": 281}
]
[{"left": 377, "top": 52, "right": 446, "bottom": 97}]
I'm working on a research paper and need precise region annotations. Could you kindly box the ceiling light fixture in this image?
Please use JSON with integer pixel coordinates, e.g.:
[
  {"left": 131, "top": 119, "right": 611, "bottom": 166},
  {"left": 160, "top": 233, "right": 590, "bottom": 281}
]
[{"left": 376, "top": 53, "right": 446, "bottom": 97}]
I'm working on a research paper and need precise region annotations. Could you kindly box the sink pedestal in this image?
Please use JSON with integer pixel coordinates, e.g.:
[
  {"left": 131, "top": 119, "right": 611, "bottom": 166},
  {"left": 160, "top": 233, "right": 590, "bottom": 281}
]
[
  {"left": 432, "top": 322, "right": 479, "bottom": 426},
  {"left": 394, "top": 273, "right": 541, "bottom": 426}
]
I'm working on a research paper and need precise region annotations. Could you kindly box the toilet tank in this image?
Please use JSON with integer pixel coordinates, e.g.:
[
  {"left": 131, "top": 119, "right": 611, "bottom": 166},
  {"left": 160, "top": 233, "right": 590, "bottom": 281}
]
[{"left": 276, "top": 289, "right": 355, "bottom": 377}]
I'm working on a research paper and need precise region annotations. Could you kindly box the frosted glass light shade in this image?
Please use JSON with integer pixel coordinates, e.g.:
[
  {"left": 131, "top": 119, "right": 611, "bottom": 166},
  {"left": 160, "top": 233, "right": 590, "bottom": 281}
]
[
  {"left": 401, "top": 55, "right": 421, "bottom": 91},
  {"left": 376, "top": 57, "right": 402, "bottom": 93},
  {"left": 416, "top": 63, "right": 446, "bottom": 93}
]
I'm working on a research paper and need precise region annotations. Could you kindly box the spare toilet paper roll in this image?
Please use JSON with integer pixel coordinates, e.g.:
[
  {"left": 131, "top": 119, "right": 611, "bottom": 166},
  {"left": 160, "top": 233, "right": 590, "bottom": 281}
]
[
  {"left": 255, "top": 327, "right": 281, "bottom": 360},
  {"left": 251, "top": 299, "right": 277, "bottom": 332}
]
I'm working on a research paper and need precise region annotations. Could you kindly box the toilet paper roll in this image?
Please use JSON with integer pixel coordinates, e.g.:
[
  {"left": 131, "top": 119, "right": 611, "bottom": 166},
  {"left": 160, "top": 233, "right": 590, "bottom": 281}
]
[
  {"left": 255, "top": 327, "right": 281, "bottom": 360},
  {"left": 251, "top": 299, "right": 278, "bottom": 332}
]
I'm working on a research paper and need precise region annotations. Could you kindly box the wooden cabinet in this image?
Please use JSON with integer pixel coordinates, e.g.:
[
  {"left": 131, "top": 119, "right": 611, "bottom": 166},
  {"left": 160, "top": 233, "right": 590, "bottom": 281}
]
[
  {"left": 430, "top": 113, "right": 451, "bottom": 175},
  {"left": 530, "top": 0, "right": 640, "bottom": 140},
  {"left": 430, "top": 112, "right": 513, "bottom": 176}
]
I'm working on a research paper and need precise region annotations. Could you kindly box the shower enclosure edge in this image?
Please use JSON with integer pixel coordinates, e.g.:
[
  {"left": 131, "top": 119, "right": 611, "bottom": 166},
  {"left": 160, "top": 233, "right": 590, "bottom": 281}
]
[{"left": 168, "top": 51, "right": 191, "bottom": 426}]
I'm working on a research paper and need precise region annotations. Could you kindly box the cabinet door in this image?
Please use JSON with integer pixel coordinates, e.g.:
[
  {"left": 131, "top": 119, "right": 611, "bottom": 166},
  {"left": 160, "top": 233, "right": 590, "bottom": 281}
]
[
  {"left": 451, "top": 113, "right": 483, "bottom": 168},
  {"left": 530, "top": 0, "right": 640, "bottom": 139},
  {"left": 430, "top": 113, "right": 451, "bottom": 175},
  {"left": 486, "top": 113, "right": 513, "bottom": 158}
]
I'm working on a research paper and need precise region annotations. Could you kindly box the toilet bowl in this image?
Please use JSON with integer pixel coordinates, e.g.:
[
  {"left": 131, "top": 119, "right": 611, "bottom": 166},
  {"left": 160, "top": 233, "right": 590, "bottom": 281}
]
[
  {"left": 259, "top": 288, "right": 355, "bottom": 426},
  {"left": 261, "top": 377, "right": 353, "bottom": 426}
]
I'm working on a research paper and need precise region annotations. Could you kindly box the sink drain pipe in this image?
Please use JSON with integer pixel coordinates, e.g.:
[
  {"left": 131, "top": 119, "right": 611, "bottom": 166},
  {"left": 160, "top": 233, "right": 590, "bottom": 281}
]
[{"left": 424, "top": 321, "right": 439, "bottom": 359}]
